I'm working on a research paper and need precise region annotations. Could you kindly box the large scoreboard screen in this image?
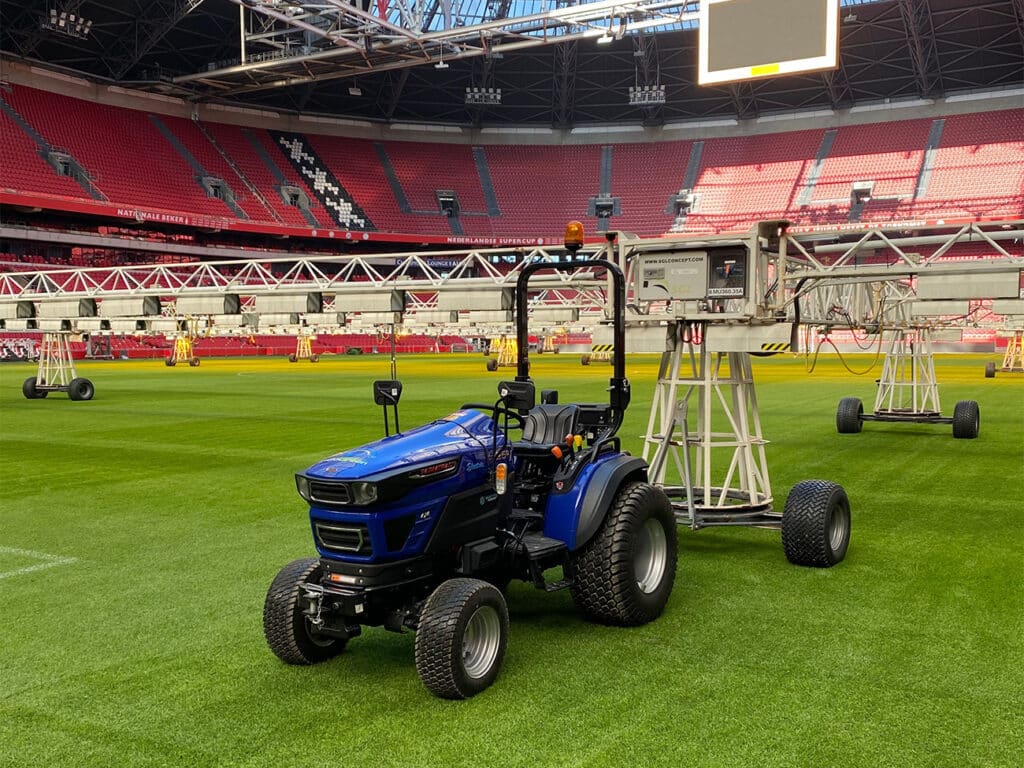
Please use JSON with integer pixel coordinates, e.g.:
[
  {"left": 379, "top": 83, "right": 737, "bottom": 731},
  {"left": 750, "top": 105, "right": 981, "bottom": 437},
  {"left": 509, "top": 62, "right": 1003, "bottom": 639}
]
[{"left": 698, "top": 0, "right": 839, "bottom": 86}]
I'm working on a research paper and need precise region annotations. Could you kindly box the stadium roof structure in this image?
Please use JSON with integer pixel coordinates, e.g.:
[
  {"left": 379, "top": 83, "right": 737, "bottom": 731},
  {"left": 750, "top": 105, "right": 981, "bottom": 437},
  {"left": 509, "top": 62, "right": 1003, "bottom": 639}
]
[{"left": 1, "top": 0, "right": 1022, "bottom": 127}]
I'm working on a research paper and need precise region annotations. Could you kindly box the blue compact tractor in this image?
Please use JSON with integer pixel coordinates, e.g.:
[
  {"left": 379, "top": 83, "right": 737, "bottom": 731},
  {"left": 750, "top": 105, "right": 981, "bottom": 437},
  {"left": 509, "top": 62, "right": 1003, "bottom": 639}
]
[{"left": 263, "top": 249, "right": 679, "bottom": 698}]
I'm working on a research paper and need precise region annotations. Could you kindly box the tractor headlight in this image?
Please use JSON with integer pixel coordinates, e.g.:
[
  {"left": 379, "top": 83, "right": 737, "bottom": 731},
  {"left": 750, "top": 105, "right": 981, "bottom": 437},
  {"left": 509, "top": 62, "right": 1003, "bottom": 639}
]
[
  {"left": 349, "top": 482, "right": 378, "bottom": 506},
  {"left": 295, "top": 474, "right": 312, "bottom": 503}
]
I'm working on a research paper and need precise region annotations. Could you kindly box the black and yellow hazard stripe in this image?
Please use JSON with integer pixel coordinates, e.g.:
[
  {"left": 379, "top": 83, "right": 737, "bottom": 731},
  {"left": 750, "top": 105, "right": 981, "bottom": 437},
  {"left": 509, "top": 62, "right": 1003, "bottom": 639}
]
[{"left": 759, "top": 342, "right": 791, "bottom": 352}]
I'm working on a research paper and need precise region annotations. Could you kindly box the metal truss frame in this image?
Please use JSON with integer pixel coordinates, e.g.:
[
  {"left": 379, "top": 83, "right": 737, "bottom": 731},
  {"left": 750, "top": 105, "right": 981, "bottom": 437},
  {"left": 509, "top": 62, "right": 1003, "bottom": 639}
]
[
  {"left": 173, "top": 0, "right": 698, "bottom": 96},
  {"left": 3, "top": 219, "right": 1021, "bottom": 325}
]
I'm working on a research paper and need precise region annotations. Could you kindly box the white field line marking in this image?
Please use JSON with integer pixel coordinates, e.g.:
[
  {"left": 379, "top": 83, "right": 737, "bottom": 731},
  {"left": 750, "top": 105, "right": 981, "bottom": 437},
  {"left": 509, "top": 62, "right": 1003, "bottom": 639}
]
[{"left": 0, "top": 547, "right": 78, "bottom": 580}]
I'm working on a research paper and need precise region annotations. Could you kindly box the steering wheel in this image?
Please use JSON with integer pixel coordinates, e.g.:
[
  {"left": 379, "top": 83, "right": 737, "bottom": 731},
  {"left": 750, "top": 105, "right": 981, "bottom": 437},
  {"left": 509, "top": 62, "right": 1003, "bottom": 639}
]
[{"left": 461, "top": 403, "right": 525, "bottom": 428}]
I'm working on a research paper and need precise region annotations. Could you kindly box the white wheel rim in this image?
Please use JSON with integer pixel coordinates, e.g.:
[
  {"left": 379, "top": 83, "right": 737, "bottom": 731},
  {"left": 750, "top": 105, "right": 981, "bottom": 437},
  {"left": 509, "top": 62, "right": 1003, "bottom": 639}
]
[
  {"left": 462, "top": 605, "right": 501, "bottom": 679},
  {"left": 829, "top": 504, "right": 850, "bottom": 551},
  {"left": 635, "top": 518, "right": 668, "bottom": 594}
]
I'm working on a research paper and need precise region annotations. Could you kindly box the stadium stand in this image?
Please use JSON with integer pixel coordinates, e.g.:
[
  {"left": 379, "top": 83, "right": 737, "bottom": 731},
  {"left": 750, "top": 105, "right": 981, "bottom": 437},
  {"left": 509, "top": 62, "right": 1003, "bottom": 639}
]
[
  {"left": 909, "top": 111, "right": 1024, "bottom": 220},
  {"left": 0, "top": 103, "right": 87, "bottom": 200},
  {"left": 808, "top": 120, "right": 931, "bottom": 216},
  {"left": 484, "top": 144, "right": 604, "bottom": 234},
  {"left": 1, "top": 86, "right": 237, "bottom": 217},
  {"left": 1, "top": 84, "right": 1021, "bottom": 240}
]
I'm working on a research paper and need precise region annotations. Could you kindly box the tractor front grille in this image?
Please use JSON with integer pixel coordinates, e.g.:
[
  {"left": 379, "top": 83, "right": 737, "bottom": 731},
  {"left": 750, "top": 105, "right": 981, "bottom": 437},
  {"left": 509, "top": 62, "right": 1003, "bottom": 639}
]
[
  {"left": 315, "top": 522, "right": 372, "bottom": 555},
  {"left": 309, "top": 480, "right": 351, "bottom": 505}
]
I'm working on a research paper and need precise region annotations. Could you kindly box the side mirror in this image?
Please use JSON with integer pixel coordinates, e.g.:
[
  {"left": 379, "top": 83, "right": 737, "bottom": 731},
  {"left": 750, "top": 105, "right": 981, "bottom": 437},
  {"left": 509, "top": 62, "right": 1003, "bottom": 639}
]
[
  {"left": 498, "top": 380, "right": 535, "bottom": 411},
  {"left": 373, "top": 380, "right": 402, "bottom": 406},
  {"left": 373, "top": 380, "right": 403, "bottom": 436}
]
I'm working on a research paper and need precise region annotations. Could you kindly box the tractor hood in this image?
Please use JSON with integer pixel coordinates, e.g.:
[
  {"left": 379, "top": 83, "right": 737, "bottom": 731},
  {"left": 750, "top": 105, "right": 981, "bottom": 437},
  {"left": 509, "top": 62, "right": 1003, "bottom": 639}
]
[{"left": 303, "top": 409, "right": 498, "bottom": 482}]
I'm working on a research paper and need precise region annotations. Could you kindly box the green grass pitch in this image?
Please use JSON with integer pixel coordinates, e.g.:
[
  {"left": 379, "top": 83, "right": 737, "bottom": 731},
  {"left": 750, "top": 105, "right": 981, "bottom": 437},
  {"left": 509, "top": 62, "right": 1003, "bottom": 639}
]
[{"left": 1, "top": 353, "right": 1021, "bottom": 767}]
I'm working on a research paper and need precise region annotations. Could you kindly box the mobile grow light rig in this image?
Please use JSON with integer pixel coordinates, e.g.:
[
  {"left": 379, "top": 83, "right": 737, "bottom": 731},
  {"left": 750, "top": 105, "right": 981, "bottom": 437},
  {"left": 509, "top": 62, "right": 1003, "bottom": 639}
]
[
  {"left": 623, "top": 221, "right": 853, "bottom": 565},
  {"left": 22, "top": 326, "right": 95, "bottom": 401},
  {"left": 263, "top": 223, "right": 679, "bottom": 699}
]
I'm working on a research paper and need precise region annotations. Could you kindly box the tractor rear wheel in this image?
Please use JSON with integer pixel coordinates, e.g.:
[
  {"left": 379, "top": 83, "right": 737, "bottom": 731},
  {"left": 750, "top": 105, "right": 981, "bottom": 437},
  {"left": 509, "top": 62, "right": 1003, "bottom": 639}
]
[
  {"left": 952, "top": 400, "right": 980, "bottom": 439},
  {"left": 836, "top": 397, "right": 863, "bottom": 433},
  {"left": 415, "top": 578, "right": 508, "bottom": 699},
  {"left": 22, "top": 377, "right": 46, "bottom": 399},
  {"left": 781, "top": 480, "right": 851, "bottom": 567},
  {"left": 570, "top": 482, "right": 678, "bottom": 626},
  {"left": 263, "top": 557, "right": 347, "bottom": 665},
  {"left": 67, "top": 378, "right": 95, "bottom": 401}
]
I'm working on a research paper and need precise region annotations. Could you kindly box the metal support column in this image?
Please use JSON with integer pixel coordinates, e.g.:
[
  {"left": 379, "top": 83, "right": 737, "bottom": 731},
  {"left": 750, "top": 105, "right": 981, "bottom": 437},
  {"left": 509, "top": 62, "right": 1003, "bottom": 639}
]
[
  {"left": 873, "top": 327, "right": 941, "bottom": 417},
  {"left": 642, "top": 322, "right": 774, "bottom": 529}
]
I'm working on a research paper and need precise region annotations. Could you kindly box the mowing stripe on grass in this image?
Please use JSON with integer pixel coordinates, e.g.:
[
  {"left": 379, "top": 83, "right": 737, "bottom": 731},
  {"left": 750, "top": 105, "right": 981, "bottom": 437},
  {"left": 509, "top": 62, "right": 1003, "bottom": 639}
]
[{"left": 0, "top": 546, "right": 77, "bottom": 580}]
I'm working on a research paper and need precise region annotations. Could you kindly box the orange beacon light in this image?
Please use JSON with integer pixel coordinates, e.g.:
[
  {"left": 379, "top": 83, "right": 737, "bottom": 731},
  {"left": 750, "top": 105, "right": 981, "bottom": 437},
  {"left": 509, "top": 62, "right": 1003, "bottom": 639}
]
[{"left": 563, "top": 220, "right": 585, "bottom": 254}]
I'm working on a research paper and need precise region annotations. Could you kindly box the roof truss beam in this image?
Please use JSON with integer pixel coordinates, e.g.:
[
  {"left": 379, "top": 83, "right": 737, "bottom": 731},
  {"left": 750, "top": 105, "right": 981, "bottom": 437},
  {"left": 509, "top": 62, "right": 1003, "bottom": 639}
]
[
  {"left": 897, "top": 0, "right": 944, "bottom": 98},
  {"left": 110, "top": 0, "right": 207, "bottom": 79}
]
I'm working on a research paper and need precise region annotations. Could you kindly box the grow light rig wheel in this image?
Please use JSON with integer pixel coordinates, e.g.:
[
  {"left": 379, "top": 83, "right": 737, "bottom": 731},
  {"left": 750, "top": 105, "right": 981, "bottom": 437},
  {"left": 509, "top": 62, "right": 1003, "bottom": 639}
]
[{"left": 781, "top": 480, "right": 851, "bottom": 568}]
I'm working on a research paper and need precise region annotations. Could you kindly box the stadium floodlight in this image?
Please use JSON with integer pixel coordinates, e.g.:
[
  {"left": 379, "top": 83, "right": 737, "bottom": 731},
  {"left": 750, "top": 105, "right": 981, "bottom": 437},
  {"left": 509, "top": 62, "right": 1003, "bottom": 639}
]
[
  {"left": 629, "top": 85, "right": 666, "bottom": 106},
  {"left": 42, "top": 6, "right": 93, "bottom": 40},
  {"left": 698, "top": 0, "right": 840, "bottom": 86},
  {"left": 465, "top": 87, "right": 502, "bottom": 105}
]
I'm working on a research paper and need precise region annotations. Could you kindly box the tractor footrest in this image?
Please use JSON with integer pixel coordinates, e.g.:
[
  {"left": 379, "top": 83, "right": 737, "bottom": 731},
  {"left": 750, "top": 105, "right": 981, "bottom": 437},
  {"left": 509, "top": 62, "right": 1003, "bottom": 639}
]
[{"left": 520, "top": 533, "right": 567, "bottom": 559}]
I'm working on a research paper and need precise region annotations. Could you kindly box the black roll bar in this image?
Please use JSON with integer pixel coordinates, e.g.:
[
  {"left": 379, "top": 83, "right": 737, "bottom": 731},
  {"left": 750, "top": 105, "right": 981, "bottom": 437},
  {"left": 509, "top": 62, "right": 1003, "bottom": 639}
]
[{"left": 514, "top": 259, "right": 630, "bottom": 417}]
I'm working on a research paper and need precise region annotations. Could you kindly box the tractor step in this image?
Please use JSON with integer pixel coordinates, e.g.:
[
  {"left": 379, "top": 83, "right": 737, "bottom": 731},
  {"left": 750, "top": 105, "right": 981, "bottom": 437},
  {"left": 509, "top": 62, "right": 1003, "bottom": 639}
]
[
  {"left": 520, "top": 533, "right": 567, "bottom": 558},
  {"left": 521, "top": 533, "right": 571, "bottom": 592},
  {"left": 542, "top": 578, "right": 571, "bottom": 592}
]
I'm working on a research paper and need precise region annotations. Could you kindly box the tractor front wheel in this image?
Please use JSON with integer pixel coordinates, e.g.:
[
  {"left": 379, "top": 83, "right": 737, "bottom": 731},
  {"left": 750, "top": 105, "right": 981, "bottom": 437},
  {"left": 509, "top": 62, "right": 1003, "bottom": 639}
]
[
  {"left": 263, "top": 558, "right": 347, "bottom": 665},
  {"left": 781, "top": 480, "right": 851, "bottom": 567},
  {"left": 415, "top": 578, "right": 508, "bottom": 699},
  {"left": 570, "top": 482, "right": 678, "bottom": 626}
]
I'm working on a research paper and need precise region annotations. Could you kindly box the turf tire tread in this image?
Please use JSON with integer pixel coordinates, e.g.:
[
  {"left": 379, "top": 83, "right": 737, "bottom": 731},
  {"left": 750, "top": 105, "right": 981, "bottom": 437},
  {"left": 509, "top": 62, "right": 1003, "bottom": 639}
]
[
  {"left": 836, "top": 397, "right": 863, "bottom": 434},
  {"left": 781, "top": 480, "right": 850, "bottom": 568},
  {"left": 414, "top": 578, "right": 507, "bottom": 699},
  {"left": 952, "top": 400, "right": 979, "bottom": 439},
  {"left": 570, "top": 482, "right": 677, "bottom": 627}
]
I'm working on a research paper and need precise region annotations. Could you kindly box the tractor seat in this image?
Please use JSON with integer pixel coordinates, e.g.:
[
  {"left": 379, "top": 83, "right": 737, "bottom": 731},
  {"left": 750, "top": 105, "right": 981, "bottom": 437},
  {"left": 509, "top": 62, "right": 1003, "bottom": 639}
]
[{"left": 513, "top": 404, "right": 580, "bottom": 458}]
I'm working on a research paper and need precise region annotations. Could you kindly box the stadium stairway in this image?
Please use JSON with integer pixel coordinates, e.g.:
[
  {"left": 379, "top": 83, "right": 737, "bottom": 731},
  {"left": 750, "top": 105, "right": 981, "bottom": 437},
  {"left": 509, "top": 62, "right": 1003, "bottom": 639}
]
[{"left": 149, "top": 115, "right": 248, "bottom": 220}]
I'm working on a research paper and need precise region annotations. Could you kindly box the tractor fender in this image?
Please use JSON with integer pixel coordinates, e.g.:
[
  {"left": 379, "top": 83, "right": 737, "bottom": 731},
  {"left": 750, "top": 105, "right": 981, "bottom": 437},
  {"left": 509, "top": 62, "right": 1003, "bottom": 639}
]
[{"left": 544, "top": 455, "right": 648, "bottom": 550}]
